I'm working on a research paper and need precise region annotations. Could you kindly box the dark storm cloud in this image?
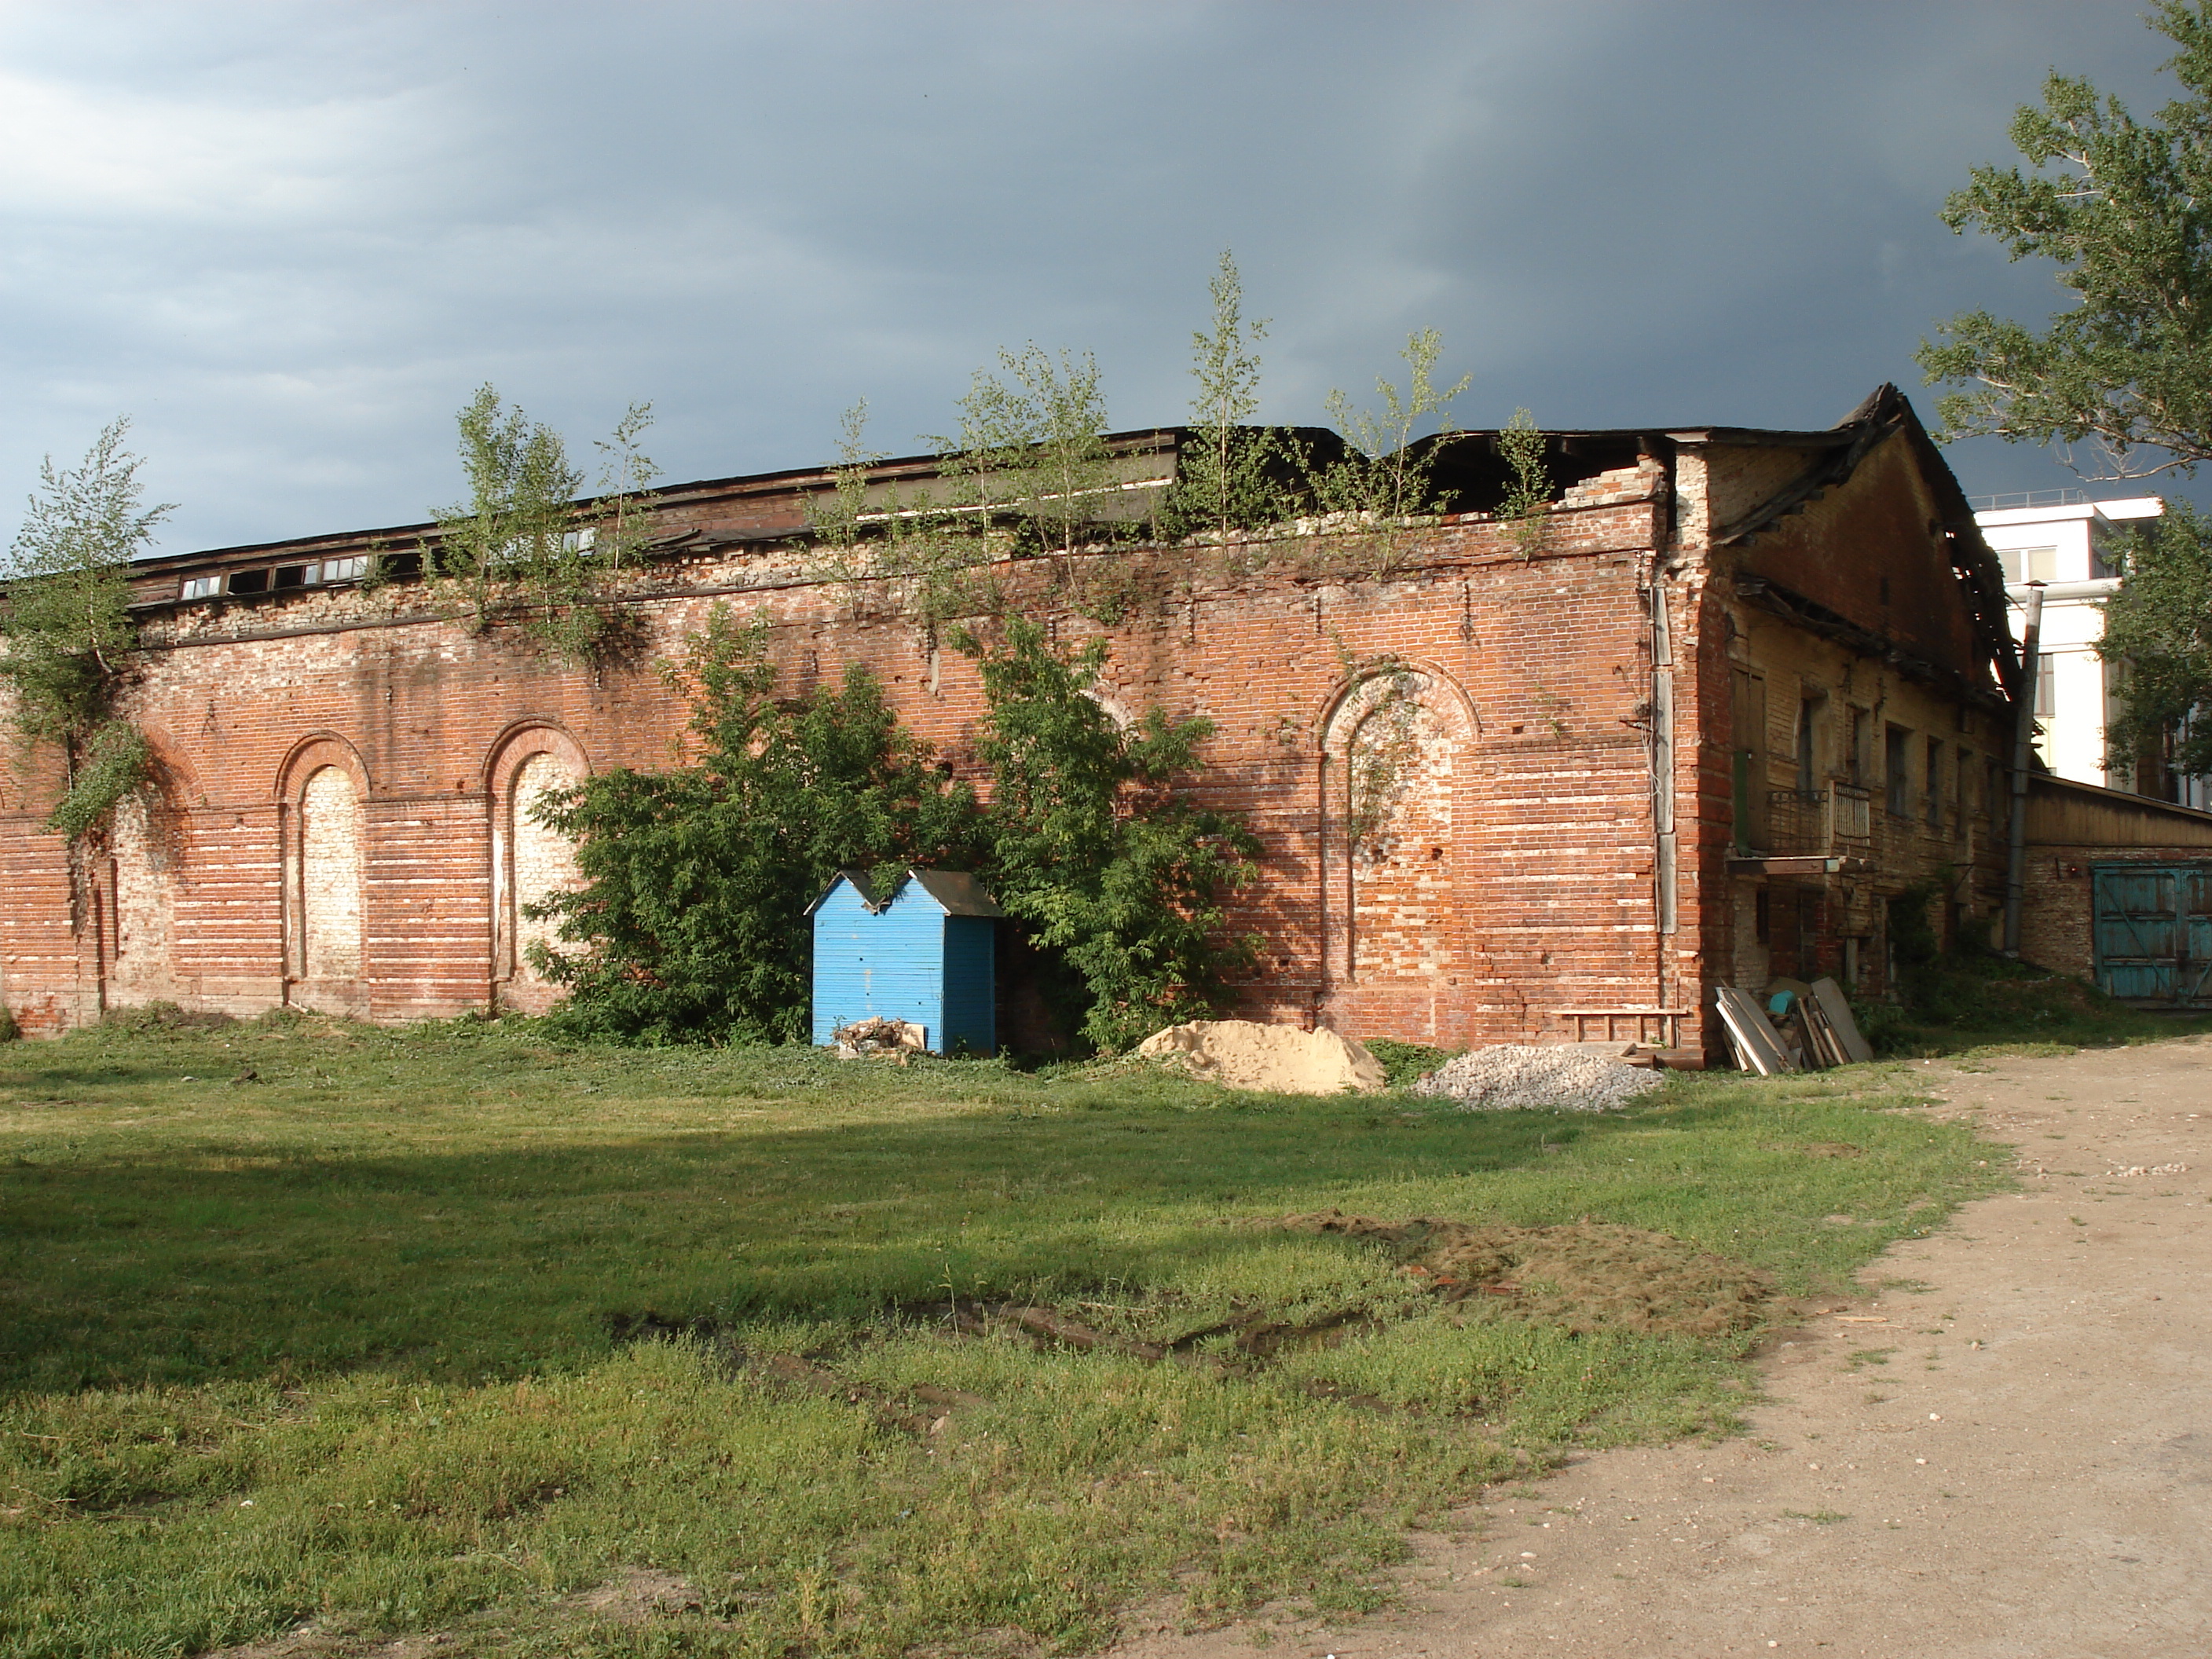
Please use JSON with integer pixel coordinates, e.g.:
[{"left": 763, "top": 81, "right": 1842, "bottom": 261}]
[{"left": 0, "top": 1, "right": 2185, "bottom": 554}]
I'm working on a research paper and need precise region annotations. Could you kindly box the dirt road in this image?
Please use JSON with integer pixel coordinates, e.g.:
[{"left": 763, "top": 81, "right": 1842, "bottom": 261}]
[{"left": 1109, "top": 1037, "right": 2212, "bottom": 1659}]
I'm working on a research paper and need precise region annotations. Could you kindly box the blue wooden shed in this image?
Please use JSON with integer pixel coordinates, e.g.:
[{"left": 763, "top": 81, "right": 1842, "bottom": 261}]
[{"left": 808, "top": 868, "right": 1007, "bottom": 1053}]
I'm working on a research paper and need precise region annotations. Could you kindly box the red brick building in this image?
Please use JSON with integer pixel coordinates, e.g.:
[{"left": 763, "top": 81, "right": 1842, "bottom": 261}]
[{"left": 0, "top": 386, "right": 2048, "bottom": 1055}]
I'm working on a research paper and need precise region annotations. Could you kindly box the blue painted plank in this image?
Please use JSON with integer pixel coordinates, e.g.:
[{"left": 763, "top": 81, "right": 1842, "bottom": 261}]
[
  {"left": 811, "top": 873, "right": 955, "bottom": 1046},
  {"left": 941, "top": 914, "right": 996, "bottom": 1054}
]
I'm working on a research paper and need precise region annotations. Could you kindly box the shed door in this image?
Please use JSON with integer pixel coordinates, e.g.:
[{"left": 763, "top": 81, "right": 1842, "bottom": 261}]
[{"left": 2092, "top": 862, "right": 2212, "bottom": 1006}]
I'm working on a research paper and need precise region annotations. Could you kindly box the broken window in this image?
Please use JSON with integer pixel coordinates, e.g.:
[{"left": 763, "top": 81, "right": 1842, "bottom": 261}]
[
  {"left": 1884, "top": 723, "right": 1911, "bottom": 818},
  {"left": 1925, "top": 737, "right": 1943, "bottom": 827}
]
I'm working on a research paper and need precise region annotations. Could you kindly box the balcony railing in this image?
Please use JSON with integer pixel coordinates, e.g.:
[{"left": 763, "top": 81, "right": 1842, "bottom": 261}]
[{"left": 1752, "top": 782, "right": 1873, "bottom": 859}]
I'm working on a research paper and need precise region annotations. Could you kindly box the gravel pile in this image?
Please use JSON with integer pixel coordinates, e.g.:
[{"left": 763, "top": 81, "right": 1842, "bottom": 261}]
[{"left": 1412, "top": 1043, "right": 1665, "bottom": 1112}]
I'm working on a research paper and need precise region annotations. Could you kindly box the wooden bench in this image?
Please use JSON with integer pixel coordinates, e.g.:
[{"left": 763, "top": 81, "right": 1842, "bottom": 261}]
[{"left": 1553, "top": 1008, "right": 1693, "bottom": 1048}]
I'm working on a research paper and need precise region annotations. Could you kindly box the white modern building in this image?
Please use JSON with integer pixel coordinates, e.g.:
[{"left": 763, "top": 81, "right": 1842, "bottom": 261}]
[{"left": 1971, "top": 489, "right": 2179, "bottom": 797}]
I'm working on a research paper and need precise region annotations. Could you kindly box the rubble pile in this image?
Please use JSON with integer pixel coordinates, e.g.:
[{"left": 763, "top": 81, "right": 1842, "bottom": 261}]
[
  {"left": 1412, "top": 1043, "right": 1664, "bottom": 1111},
  {"left": 832, "top": 1016, "right": 928, "bottom": 1060}
]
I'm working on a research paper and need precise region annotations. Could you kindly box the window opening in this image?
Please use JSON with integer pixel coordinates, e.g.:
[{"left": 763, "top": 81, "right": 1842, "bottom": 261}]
[
  {"left": 1795, "top": 694, "right": 1824, "bottom": 796},
  {"left": 1848, "top": 707, "right": 1872, "bottom": 786},
  {"left": 2001, "top": 545, "right": 2059, "bottom": 583},
  {"left": 1884, "top": 723, "right": 1911, "bottom": 818},
  {"left": 1730, "top": 667, "right": 1768, "bottom": 853}
]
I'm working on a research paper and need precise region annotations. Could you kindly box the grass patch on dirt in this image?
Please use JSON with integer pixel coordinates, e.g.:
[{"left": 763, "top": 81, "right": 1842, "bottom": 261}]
[
  {"left": 1859, "top": 954, "right": 2212, "bottom": 1060},
  {"left": 1, "top": 1013, "right": 1998, "bottom": 1658}
]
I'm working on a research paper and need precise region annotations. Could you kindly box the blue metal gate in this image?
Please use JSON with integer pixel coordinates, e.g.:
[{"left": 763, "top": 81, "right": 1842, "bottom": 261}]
[{"left": 2091, "top": 862, "right": 2212, "bottom": 1006}]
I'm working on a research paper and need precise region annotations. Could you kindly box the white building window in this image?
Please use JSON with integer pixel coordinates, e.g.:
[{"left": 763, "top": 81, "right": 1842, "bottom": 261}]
[
  {"left": 2001, "top": 545, "right": 2059, "bottom": 583},
  {"left": 181, "top": 575, "right": 221, "bottom": 600}
]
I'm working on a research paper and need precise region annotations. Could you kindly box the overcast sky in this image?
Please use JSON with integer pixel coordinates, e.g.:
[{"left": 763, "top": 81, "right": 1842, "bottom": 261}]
[{"left": 0, "top": 1, "right": 2192, "bottom": 555}]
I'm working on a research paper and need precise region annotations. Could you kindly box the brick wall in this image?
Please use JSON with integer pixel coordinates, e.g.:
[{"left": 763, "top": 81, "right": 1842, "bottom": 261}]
[
  {"left": 0, "top": 493, "right": 1689, "bottom": 1050},
  {"left": 0, "top": 421, "right": 2021, "bottom": 1060}
]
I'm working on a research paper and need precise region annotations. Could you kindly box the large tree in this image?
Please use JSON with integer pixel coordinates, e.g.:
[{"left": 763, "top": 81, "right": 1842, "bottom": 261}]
[
  {"left": 1919, "top": 2, "right": 2212, "bottom": 783},
  {"left": 1919, "top": 2, "right": 2212, "bottom": 477}
]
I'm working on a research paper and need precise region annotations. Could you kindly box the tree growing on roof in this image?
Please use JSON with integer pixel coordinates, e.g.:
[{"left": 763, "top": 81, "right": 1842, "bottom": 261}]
[
  {"left": 1316, "top": 328, "right": 1471, "bottom": 523},
  {"left": 430, "top": 386, "right": 660, "bottom": 663},
  {"left": 807, "top": 397, "right": 1016, "bottom": 630},
  {"left": 932, "top": 343, "right": 1118, "bottom": 561},
  {"left": 1495, "top": 407, "right": 1552, "bottom": 558},
  {"left": 0, "top": 417, "right": 172, "bottom": 843},
  {"left": 1157, "top": 249, "right": 1304, "bottom": 544}
]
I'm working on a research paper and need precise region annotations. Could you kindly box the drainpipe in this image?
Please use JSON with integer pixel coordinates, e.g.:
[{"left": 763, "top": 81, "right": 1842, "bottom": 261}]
[{"left": 2001, "top": 582, "right": 2045, "bottom": 957}]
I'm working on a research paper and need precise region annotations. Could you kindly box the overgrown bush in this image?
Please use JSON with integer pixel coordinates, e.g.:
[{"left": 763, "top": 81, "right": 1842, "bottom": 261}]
[
  {"left": 529, "top": 612, "right": 980, "bottom": 1044},
  {"left": 533, "top": 613, "right": 1262, "bottom": 1053},
  {"left": 964, "top": 618, "right": 1262, "bottom": 1052},
  {"left": 1, "top": 419, "right": 171, "bottom": 841},
  {"left": 1869, "top": 941, "right": 2210, "bottom": 1055}
]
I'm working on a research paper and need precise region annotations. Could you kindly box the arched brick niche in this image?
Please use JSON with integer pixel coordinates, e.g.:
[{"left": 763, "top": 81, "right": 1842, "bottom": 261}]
[
  {"left": 275, "top": 734, "right": 372, "bottom": 1016},
  {"left": 484, "top": 723, "right": 591, "bottom": 1013},
  {"left": 102, "top": 727, "right": 204, "bottom": 1007},
  {"left": 1315, "top": 662, "right": 1476, "bottom": 1040}
]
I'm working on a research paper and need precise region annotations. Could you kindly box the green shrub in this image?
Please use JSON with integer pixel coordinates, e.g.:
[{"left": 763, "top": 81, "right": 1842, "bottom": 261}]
[
  {"left": 1361, "top": 1038, "right": 1453, "bottom": 1089},
  {"left": 530, "top": 611, "right": 980, "bottom": 1046}
]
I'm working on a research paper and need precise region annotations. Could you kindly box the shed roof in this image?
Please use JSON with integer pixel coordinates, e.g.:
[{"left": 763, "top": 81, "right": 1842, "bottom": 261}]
[{"left": 805, "top": 867, "right": 1009, "bottom": 917}]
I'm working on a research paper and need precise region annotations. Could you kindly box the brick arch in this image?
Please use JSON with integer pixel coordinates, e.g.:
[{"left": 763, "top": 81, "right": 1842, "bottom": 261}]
[
  {"left": 484, "top": 723, "right": 591, "bottom": 1005},
  {"left": 482, "top": 720, "right": 589, "bottom": 798},
  {"left": 137, "top": 725, "right": 209, "bottom": 813},
  {"left": 275, "top": 733, "right": 372, "bottom": 804},
  {"left": 1315, "top": 662, "right": 1474, "bottom": 1042},
  {"left": 274, "top": 733, "right": 370, "bottom": 1013},
  {"left": 1311, "top": 657, "right": 1477, "bottom": 751},
  {"left": 101, "top": 727, "right": 204, "bottom": 1007}
]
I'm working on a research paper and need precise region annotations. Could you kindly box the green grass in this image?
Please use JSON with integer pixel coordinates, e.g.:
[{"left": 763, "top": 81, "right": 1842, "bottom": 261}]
[
  {"left": 1, "top": 1013, "right": 2002, "bottom": 1657},
  {"left": 1862, "top": 954, "right": 2212, "bottom": 1059}
]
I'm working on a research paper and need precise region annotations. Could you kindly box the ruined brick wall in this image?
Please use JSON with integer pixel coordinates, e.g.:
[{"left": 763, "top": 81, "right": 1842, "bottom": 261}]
[
  {"left": 0, "top": 419, "right": 2025, "bottom": 1058},
  {"left": 1683, "top": 430, "right": 2012, "bottom": 1010},
  {"left": 0, "top": 495, "right": 1686, "bottom": 1049}
]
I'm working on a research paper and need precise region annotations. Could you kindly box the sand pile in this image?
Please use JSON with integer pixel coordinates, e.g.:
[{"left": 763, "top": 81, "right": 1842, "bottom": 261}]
[
  {"left": 1413, "top": 1043, "right": 1664, "bottom": 1111},
  {"left": 1136, "top": 1019, "right": 1385, "bottom": 1093},
  {"left": 1284, "top": 1210, "right": 1774, "bottom": 1338}
]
